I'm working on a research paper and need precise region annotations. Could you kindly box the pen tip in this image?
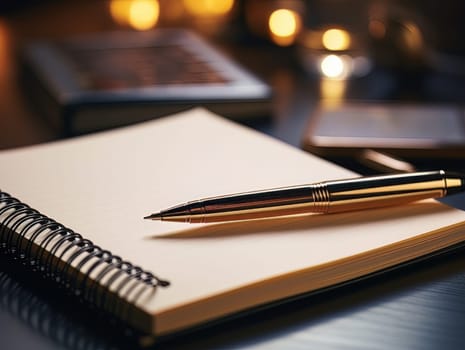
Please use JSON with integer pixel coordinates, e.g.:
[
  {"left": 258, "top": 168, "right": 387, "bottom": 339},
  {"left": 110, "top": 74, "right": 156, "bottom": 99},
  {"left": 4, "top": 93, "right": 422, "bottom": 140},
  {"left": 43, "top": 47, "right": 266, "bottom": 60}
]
[{"left": 144, "top": 213, "right": 162, "bottom": 220}]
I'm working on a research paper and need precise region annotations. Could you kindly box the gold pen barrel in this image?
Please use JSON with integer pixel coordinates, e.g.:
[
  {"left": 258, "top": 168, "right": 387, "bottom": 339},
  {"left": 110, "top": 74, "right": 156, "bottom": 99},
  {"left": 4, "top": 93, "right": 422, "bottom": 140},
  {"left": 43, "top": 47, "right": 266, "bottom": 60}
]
[
  {"left": 323, "top": 170, "right": 449, "bottom": 213},
  {"left": 198, "top": 170, "right": 451, "bottom": 220},
  {"left": 147, "top": 170, "right": 464, "bottom": 223}
]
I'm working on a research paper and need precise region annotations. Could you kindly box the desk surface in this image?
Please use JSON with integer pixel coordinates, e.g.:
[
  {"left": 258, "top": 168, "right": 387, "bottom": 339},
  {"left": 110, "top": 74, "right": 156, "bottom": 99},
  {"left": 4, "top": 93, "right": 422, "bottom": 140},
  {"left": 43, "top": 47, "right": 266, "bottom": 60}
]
[{"left": 1, "top": 2, "right": 465, "bottom": 349}]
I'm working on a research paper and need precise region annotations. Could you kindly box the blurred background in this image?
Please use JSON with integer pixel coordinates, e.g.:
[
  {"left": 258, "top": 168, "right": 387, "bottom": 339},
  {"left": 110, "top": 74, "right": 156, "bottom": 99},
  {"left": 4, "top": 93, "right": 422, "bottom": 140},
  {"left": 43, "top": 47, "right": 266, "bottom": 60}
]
[{"left": 1, "top": 0, "right": 465, "bottom": 168}]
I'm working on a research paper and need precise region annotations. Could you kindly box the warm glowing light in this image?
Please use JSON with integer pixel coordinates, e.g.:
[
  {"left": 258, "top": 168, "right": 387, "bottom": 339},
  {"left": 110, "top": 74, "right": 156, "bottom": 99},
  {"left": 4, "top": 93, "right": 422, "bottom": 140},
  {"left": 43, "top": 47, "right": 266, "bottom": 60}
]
[
  {"left": 322, "top": 28, "right": 351, "bottom": 51},
  {"left": 0, "top": 20, "right": 10, "bottom": 81},
  {"left": 183, "top": 0, "right": 234, "bottom": 16},
  {"left": 269, "top": 9, "right": 299, "bottom": 37},
  {"left": 110, "top": 0, "right": 132, "bottom": 25},
  {"left": 320, "top": 79, "right": 346, "bottom": 106},
  {"left": 403, "top": 21, "right": 423, "bottom": 53},
  {"left": 320, "top": 55, "right": 346, "bottom": 79},
  {"left": 109, "top": 0, "right": 159, "bottom": 30},
  {"left": 129, "top": 0, "right": 159, "bottom": 30}
]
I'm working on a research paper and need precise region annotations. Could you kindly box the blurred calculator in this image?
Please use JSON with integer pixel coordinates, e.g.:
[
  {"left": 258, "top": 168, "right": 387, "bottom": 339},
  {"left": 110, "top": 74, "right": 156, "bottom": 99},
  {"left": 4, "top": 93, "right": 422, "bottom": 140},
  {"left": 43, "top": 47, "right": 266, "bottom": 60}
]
[{"left": 21, "top": 29, "right": 271, "bottom": 135}]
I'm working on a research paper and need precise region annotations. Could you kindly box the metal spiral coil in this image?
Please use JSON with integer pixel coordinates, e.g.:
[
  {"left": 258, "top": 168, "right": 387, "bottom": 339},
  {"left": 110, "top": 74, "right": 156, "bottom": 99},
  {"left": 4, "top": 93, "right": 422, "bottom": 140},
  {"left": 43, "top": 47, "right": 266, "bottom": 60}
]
[{"left": 0, "top": 190, "right": 170, "bottom": 319}]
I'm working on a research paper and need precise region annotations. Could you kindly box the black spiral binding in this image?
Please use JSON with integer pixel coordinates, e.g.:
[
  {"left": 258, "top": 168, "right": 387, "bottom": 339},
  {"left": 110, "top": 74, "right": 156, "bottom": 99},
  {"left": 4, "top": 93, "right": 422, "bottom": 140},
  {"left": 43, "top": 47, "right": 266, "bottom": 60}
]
[{"left": 0, "top": 190, "right": 170, "bottom": 327}]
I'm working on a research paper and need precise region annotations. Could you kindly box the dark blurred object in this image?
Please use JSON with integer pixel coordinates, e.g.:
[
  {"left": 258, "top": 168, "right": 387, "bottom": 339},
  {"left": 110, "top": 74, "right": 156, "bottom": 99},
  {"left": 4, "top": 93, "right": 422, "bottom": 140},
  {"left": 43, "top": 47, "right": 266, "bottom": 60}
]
[
  {"left": 368, "top": 0, "right": 465, "bottom": 73},
  {"left": 20, "top": 28, "right": 271, "bottom": 135},
  {"left": 302, "top": 103, "right": 465, "bottom": 174},
  {"left": 0, "top": 0, "right": 41, "bottom": 13}
]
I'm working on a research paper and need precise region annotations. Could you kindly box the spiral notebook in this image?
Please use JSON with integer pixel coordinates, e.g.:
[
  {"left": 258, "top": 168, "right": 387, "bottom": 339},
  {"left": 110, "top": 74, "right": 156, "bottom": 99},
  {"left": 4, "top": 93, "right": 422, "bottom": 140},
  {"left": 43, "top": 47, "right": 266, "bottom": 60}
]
[{"left": 2, "top": 108, "right": 465, "bottom": 337}]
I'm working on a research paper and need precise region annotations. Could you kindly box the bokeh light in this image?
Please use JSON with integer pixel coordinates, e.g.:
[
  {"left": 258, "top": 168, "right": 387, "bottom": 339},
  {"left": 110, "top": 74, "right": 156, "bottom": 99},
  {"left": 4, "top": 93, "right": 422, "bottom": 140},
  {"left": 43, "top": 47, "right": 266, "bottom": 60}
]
[
  {"left": 268, "top": 8, "right": 301, "bottom": 46},
  {"left": 183, "top": 0, "right": 234, "bottom": 16},
  {"left": 320, "top": 54, "right": 345, "bottom": 78},
  {"left": 402, "top": 21, "right": 423, "bottom": 53},
  {"left": 322, "top": 28, "right": 351, "bottom": 51},
  {"left": 110, "top": 0, "right": 160, "bottom": 31},
  {"left": 0, "top": 21, "right": 8, "bottom": 76}
]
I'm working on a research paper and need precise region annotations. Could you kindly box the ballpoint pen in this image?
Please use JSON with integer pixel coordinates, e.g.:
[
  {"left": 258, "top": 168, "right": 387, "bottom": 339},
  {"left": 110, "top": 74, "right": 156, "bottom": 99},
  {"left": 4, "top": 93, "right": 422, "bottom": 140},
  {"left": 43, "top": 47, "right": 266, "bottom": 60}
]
[{"left": 144, "top": 170, "right": 465, "bottom": 223}]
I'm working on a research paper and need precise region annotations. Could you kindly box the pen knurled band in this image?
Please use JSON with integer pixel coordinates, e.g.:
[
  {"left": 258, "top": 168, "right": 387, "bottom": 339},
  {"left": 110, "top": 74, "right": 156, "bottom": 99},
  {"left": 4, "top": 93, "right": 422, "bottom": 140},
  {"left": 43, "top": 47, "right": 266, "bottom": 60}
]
[{"left": 311, "top": 183, "right": 330, "bottom": 213}]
